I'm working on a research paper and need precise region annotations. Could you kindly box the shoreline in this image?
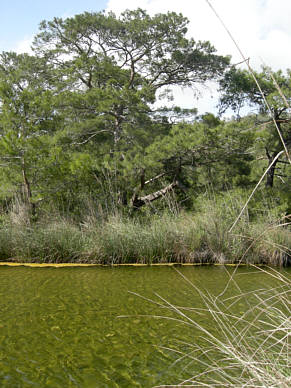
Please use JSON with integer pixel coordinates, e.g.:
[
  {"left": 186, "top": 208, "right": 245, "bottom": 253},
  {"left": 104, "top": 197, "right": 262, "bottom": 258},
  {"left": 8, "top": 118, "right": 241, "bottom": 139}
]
[
  {"left": 0, "top": 261, "right": 266, "bottom": 268},
  {"left": 0, "top": 209, "right": 290, "bottom": 267}
]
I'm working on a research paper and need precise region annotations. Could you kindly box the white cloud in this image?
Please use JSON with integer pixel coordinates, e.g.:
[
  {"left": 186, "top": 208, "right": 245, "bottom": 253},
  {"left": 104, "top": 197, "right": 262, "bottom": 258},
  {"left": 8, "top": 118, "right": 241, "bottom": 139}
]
[
  {"left": 260, "top": 0, "right": 291, "bottom": 36},
  {"left": 13, "top": 36, "right": 33, "bottom": 54},
  {"left": 257, "top": 29, "right": 291, "bottom": 70},
  {"left": 106, "top": 0, "right": 291, "bottom": 113}
]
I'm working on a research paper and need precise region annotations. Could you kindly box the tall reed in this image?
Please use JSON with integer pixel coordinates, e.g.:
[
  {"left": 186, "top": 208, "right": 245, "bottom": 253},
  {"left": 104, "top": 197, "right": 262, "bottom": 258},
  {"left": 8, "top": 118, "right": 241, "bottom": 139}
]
[{"left": 0, "top": 195, "right": 289, "bottom": 264}]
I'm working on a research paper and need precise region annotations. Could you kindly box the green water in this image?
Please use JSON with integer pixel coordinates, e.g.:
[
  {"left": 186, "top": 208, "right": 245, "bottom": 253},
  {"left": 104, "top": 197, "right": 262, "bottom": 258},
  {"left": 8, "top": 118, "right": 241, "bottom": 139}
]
[{"left": 0, "top": 265, "right": 289, "bottom": 387}]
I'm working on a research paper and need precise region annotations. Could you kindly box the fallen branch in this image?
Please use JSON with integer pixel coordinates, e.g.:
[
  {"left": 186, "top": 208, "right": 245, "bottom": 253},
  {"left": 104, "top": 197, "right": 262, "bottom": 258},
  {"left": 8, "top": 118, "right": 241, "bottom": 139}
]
[{"left": 131, "top": 181, "right": 178, "bottom": 208}]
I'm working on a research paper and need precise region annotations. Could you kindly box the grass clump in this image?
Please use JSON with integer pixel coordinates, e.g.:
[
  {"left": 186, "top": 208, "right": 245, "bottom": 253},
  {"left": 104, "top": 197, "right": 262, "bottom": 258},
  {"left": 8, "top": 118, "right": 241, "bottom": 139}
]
[
  {"left": 20, "top": 222, "right": 87, "bottom": 263},
  {"left": 87, "top": 214, "right": 202, "bottom": 264},
  {"left": 151, "top": 266, "right": 291, "bottom": 387},
  {"left": 0, "top": 222, "right": 88, "bottom": 263}
]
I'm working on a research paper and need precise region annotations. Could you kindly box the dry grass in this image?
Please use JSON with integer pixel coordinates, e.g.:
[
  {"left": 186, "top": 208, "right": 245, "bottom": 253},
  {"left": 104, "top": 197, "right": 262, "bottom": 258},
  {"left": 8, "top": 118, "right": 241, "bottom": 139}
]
[{"left": 150, "top": 266, "right": 291, "bottom": 387}]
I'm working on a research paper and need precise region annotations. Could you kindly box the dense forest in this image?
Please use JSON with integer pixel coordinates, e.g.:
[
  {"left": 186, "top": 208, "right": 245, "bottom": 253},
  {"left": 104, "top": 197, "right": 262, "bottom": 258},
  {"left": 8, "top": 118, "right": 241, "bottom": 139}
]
[{"left": 0, "top": 9, "right": 290, "bottom": 265}]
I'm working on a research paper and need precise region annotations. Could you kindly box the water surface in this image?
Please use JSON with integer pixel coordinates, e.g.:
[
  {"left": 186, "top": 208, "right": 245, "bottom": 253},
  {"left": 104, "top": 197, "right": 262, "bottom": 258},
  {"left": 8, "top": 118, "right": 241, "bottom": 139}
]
[{"left": 0, "top": 265, "right": 289, "bottom": 387}]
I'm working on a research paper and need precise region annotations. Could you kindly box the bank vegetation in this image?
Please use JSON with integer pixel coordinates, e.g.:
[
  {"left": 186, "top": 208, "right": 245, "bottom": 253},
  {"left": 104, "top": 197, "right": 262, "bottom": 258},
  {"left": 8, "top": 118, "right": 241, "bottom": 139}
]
[{"left": 0, "top": 9, "right": 290, "bottom": 265}]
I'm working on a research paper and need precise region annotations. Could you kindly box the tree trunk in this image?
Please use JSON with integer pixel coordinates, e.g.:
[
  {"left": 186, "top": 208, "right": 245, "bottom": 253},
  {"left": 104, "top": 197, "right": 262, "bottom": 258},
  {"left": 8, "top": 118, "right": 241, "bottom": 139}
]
[
  {"left": 265, "top": 113, "right": 286, "bottom": 188},
  {"left": 265, "top": 149, "right": 278, "bottom": 188},
  {"left": 21, "top": 157, "right": 35, "bottom": 219}
]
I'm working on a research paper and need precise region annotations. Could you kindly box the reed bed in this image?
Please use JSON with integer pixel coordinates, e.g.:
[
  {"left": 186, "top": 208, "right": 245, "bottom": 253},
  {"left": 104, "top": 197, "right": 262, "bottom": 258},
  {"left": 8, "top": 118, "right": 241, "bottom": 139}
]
[{"left": 0, "top": 202, "right": 289, "bottom": 265}]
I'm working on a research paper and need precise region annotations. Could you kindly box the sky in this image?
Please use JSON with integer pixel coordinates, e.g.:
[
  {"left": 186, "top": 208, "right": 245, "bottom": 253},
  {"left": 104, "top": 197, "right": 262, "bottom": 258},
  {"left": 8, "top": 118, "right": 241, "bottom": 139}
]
[
  {"left": 0, "top": 0, "right": 108, "bottom": 52},
  {"left": 1, "top": 0, "right": 291, "bottom": 114}
]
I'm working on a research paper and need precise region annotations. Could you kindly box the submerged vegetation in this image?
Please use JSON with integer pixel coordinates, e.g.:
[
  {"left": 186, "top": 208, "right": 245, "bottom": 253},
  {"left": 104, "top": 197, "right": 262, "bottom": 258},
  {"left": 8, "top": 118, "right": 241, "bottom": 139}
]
[{"left": 0, "top": 8, "right": 290, "bottom": 265}]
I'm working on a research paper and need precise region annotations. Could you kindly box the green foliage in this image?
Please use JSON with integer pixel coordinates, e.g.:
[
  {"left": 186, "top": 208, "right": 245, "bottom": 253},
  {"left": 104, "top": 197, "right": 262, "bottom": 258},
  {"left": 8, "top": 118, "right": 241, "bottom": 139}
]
[
  {"left": 219, "top": 67, "right": 291, "bottom": 114},
  {"left": 28, "top": 8, "right": 230, "bottom": 207},
  {"left": 0, "top": 52, "right": 65, "bottom": 208},
  {"left": 219, "top": 66, "right": 291, "bottom": 192},
  {"left": 0, "top": 8, "right": 289, "bottom": 264}
]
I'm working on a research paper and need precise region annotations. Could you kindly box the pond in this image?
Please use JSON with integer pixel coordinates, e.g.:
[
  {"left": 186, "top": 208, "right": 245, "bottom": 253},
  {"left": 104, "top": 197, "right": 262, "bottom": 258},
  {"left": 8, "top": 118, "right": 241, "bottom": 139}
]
[{"left": 0, "top": 265, "right": 289, "bottom": 387}]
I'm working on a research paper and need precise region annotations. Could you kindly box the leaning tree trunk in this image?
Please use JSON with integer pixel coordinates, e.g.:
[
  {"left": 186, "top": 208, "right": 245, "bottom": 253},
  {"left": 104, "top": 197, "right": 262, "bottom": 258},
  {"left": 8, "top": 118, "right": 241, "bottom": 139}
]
[
  {"left": 131, "top": 180, "right": 178, "bottom": 209},
  {"left": 130, "top": 161, "right": 183, "bottom": 209}
]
